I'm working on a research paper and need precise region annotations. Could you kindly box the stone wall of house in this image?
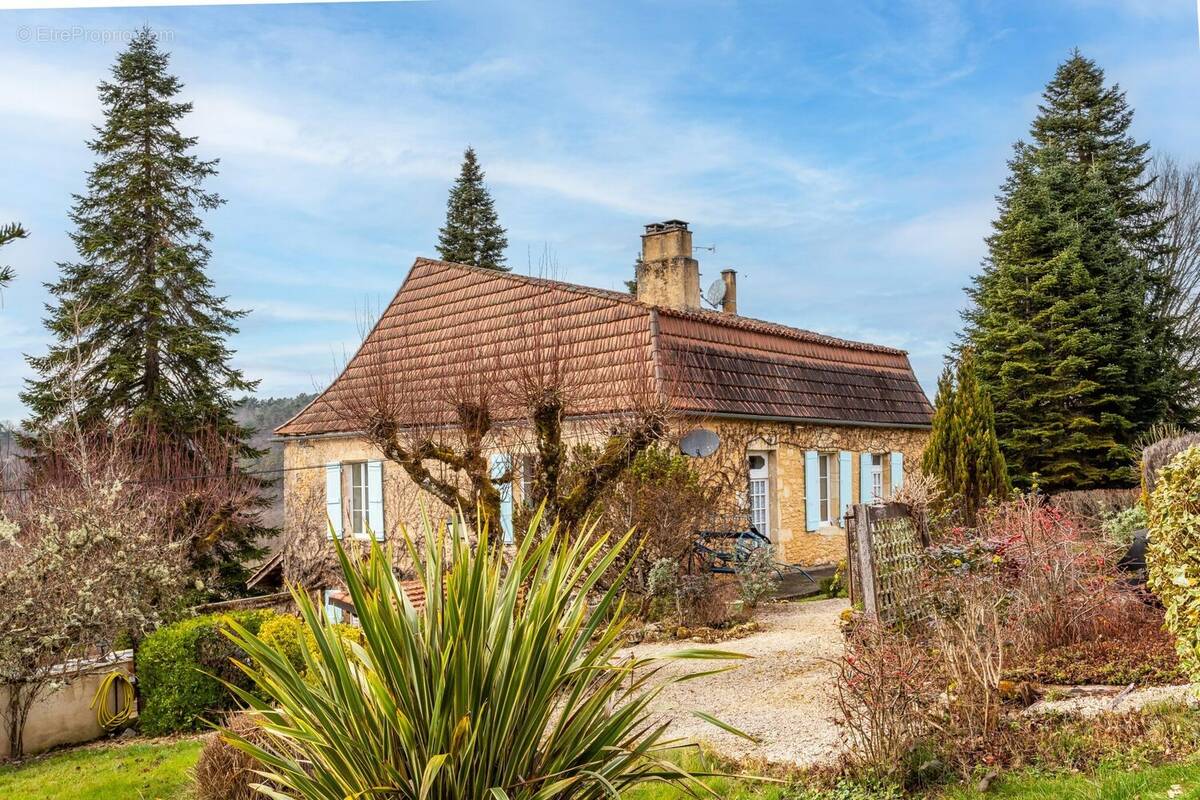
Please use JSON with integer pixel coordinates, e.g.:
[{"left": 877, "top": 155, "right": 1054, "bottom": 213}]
[
  {"left": 688, "top": 420, "right": 929, "bottom": 566},
  {"left": 280, "top": 418, "right": 928, "bottom": 574},
  {"left": 280, "top": 435, "right": 439, "bottom": 585}
]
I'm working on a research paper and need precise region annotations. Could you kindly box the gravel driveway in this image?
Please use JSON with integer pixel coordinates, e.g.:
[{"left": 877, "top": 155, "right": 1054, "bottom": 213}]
[{"left": 621, "top": 598, "right": 849, "bottom": 768}]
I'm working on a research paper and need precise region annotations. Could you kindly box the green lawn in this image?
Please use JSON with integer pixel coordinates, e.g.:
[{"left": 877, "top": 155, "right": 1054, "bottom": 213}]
[
  {"left": 943, "top": 760, "right": 1200, "bottom": 800},
  {"left": 3, "top": 736, "right": 1199, "bottom": 800},
  {"left": 0, "top": 737, "right": 203, "bottom": 800},
  {"left": 624, "top": 772, "right": 791, "bottom": 799}
]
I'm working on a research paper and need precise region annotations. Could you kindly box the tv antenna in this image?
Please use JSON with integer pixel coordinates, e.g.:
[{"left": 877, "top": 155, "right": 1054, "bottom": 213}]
[{"left": 692, "top": 244, "right": 716, "bottom": 253}]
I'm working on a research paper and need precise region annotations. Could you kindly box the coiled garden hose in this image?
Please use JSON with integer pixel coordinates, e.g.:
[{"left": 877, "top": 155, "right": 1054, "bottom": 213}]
[{"left": 90, "top": 670, "right": 136, "bottom": 731}]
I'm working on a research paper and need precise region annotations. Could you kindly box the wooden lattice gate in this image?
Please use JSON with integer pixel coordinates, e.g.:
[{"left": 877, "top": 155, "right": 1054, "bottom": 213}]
[{"left": 845, "top": 502, "right": 928, "bottom": 625}]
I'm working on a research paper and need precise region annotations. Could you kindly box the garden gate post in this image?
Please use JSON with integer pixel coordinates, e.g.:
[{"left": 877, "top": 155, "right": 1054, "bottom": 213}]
[{"left": 849, "top": 503, "right": 879, "bottom": 620}]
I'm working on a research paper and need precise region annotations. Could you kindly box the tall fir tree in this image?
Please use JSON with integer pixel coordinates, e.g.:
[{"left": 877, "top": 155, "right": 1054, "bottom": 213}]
[
  {"left": 922, "top": 349, "right": 1009, "bottom": 525},
  {"left": 437, "top": 147, "right": 509, "bottom": 271},
  {"left": 24, "top": 28, "right": 254, "bottom": 440},
  {"left": 962, "top": 51, "right": 1188, "bottom": 490},
  {"left": 21, "top": 28, "right": 265, "bottom": 593}
]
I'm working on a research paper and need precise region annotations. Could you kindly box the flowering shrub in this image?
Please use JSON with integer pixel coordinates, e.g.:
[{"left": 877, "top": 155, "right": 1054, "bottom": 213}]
[
  {"left": 0, "top": 463, "right": 187, "bottom": 756},
  {"left": 1147, "top": 445, "right": 1200, "bottom": 680}
]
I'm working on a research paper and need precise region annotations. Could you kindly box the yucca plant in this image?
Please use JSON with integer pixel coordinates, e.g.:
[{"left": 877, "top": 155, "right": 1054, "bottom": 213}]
[{"left": 221, "top": 510, "right": 752, "bottom": 799}]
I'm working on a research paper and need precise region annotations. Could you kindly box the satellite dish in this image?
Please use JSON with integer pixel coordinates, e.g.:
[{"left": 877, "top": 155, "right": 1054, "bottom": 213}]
[
  {"left": 703, "top": 278, "right": 726, "bottom": 309},
  {"left": 680, "top": 427, "right": 721, "bottom": 458}
]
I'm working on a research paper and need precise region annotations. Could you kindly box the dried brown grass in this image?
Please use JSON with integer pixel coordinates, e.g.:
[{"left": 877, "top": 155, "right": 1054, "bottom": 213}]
[{"left": 192, "top": 712, "right": 274, "bottom": 800}]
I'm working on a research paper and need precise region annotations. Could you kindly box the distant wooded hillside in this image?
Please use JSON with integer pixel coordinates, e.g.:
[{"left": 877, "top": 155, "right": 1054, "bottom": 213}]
[{"left": 234, "top": 393, "right": 317, "bottom": 530}]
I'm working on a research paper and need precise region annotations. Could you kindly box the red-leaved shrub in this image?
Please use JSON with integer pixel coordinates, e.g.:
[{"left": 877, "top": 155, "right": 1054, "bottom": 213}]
[
  {"left": 832, "top": 620, "right": 941, "bottom": 779},
  {"left": 982, "top": 494, "right": 1123, "bottom": 651}
]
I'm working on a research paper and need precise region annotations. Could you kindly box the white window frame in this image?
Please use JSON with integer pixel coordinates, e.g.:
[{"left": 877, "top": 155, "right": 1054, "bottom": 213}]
[
  {"left": 520, "top": 454, "right": 536, "bottom": 507},
  {"left": 747, "top": 452, "right": 770, "bottom": 539},
  {"left": 347, "top": 461, "right": 371, "bottom": 540},
  {"left": 818, "top": 453, "right": 832, "bottom": 525},
  {"left": 870, "top": 453, "right": 884, "bottom": 502}
]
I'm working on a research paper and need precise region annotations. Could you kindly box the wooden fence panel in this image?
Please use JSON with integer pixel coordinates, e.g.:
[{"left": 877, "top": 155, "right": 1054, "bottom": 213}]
[{"left": 845, "top": 502, "right": 926, "bottom": 626}]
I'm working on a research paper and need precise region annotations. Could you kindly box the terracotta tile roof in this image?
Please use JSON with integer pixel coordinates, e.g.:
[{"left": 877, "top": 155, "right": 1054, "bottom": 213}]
[
  {"left": 276, "top": 258, "right": 931, "bottom": 437},
  {"left": 328, "top": 580, "right": 426, "bottom": 615}
]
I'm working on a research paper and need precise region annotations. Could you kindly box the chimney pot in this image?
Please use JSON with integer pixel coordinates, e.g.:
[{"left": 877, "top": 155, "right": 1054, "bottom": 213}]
[{"left": 720, "top": 269, "right": 737, "bottom": 315}]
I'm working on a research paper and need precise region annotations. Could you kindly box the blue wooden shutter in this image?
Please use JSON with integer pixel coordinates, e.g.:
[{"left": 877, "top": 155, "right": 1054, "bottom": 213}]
[
  {"left": 322, "top": 590, "right": 344, "bottom": 624},
  {"left": 490, "top": 454, "right": 514, "bottom": 544},
  {"left": 890, "top": 451, "right": 904, "bottom": 495},
  {"left": 804, "top": 450, "right": 820, "bottom": 531},
  {"left": 839, "top": 450, "right": 853, "bottom": 523},
  {"left": 366, "top": 460, "right": 385, "bottom": 541},
  {"left": 325, "top": 463, "right": 343, "bottom": 539},
  {"left": 859, "top": 452, "right": 872, "bottom": 504}
]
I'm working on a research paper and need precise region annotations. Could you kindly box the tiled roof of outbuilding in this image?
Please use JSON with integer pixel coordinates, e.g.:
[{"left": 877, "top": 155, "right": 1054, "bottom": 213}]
[{"left": 275, "top": 258, "right": 932, "bottom": 436}]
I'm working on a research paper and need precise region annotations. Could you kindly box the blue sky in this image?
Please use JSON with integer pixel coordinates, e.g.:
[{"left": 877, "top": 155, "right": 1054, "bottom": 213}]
[{"left": 1, "top": 0, "right": 1198, "bottom": 421}]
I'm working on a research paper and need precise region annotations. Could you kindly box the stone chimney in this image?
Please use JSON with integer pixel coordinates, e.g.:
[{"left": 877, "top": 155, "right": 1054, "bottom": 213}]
[
  {"left": 636, "top": 220, "right": 700, "bottom": 310},
  {"left": 720, "top": 268, "right": 737, "bottom": 315}
]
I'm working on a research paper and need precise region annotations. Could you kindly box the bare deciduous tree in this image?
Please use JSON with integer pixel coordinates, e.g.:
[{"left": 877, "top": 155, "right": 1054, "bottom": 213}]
[
  {"left": 1149, "top": 156, "right": 1200, "bottom": 375},
  {"left": 330, "top": 302, "right": 675, "bottom": 541}
]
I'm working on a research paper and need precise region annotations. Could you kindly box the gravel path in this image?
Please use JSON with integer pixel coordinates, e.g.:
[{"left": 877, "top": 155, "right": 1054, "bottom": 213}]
[{"left": 621, "top": 598, "right": 849, "bottom": 768}]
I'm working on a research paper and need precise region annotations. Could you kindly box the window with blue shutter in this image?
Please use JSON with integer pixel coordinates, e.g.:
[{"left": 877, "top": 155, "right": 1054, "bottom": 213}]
[
  {"left": 490, "top": 453, "right": 514, "bottom": 544},
  {"left": 804, "top": 450, "right": 820, "bottom": 531},
  {"left": 890, "top": 451, "right": 904, "bottom": 495},
  {"left": 367, "top": 460, "right": 385, "bottom": 541},
  {"left": 859, "top": 452, "right": 872, "bottom": 504},
  {"left": 325, "top": 463, "right": 343, "bottom": 539},
  {"left": 839, "top": 451, "right": 853, "bottom": 524},
  {"left": 322, "top": 589, "right": 344, "bottom": 623}
]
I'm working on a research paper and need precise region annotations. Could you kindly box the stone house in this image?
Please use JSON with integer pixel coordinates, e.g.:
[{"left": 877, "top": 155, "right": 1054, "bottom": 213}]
[{"left": 274, "top": 220, "right": 931, "bottom": 568}]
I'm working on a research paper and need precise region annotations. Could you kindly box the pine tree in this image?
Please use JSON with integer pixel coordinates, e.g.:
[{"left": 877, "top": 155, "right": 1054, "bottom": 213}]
[
  {"left": 962, "top": 51, "right": 1182, "bottom": 490},
  {"left": 437, "top": 147, "right": 509, "bottom": 270},
  {"left": 20, "top": 28, "right": 265, "bottom": 593},
  {"left": 922, "top": 349, "right": 1009, "bottom": 524}
]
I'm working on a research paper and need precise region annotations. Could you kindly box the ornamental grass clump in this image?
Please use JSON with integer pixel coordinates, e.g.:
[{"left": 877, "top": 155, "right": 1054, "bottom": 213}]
[
  {"left": 220, "top": 510, "right": 752, "bottom": 800},
  {"left": 1147, "top": 445, "right": 1200, "bottom": 679}
]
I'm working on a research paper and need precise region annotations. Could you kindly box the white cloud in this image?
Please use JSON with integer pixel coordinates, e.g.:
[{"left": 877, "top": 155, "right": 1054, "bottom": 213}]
[
  {"left": 0, "top": 54, "right": 98, "bottom": 124},
  {"left": 882, "top": 201, "right": 994, "bottom": 273},
  {"left": 0, "top": 33, "right": 858, "bottom": 231},
  {"left": 247, "top": 299, "right": 356, "bottom": 323}
]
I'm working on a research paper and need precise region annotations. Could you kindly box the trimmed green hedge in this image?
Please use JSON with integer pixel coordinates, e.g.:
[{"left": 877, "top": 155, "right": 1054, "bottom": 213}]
[{"left": 136, "top": 609, "right": 277, "bottom": 735}]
